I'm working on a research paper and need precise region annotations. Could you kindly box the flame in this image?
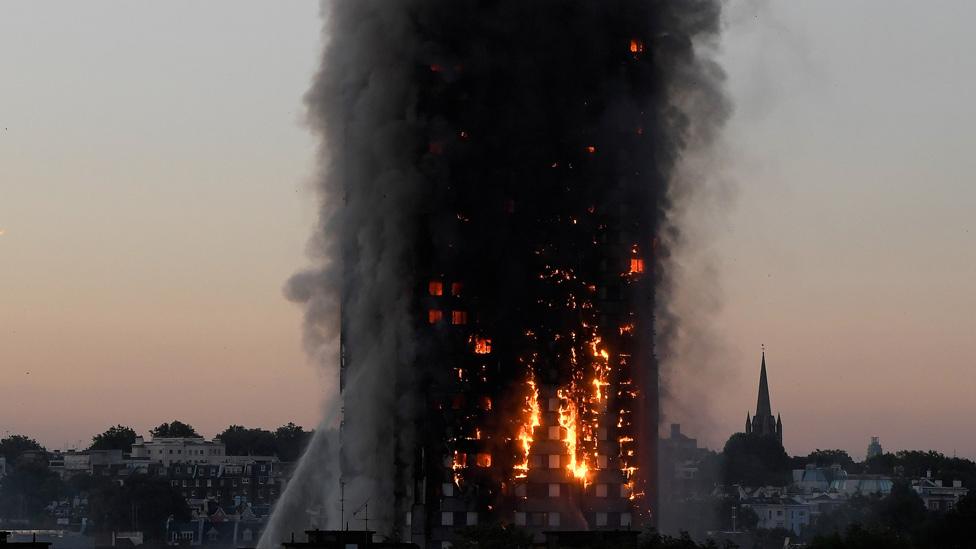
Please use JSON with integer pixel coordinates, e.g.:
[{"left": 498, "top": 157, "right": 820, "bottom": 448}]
[
  {"left": 429, "top": 280, "right": 444, "bottom": 296},
  {"left": 629, "top": 39, "right": 644, "bottom": 54},
  {"left": 557, "top": 389, "right": 589, "bottom": 481},
  {"left": 472, "top": 336, "right": 492, "bottom": 354},
  {"left": 514, "top": 376, "right": 541, "bottom": 478}
]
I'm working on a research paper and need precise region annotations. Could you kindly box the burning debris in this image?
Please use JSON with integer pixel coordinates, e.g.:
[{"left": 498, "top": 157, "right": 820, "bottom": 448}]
[{"left": 267, "top": 0, "right": 728, "bottom": 546}]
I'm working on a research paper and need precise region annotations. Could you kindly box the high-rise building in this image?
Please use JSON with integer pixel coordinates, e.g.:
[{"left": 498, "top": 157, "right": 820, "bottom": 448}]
[{"left": 745, "top": 352, "right": 783, "bottom": 444}]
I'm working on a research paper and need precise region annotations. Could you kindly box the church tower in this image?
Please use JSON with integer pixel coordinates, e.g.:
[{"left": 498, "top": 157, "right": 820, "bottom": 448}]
[{"left": 747, "top": 350, "right": 782, "bottom": 443}]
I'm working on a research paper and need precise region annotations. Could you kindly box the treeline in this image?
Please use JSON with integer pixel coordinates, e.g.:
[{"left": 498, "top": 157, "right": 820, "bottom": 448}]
[
  {"left": 0, "top": 420, "right": 314, "bottom": 463},
  {"left": 808, "top": 484, "right": 976, "bottom": 549}
]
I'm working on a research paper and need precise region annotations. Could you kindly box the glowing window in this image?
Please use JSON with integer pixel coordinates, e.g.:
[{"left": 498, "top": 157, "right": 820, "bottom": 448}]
[
  {"left": 473, "top": 337, "right": 491, "bottom": 354},
  {"left": 630, "top": 39, "right": 645, "bottom": 54},
  {"left": 476, "top": 454, "right": 492, "bottom": 468},
  {"left": 429, "top": 281, "right": 444, "bottom": 296},
  {"left": 598, "top": 455, "right": 608, "bottom": 469},
  {"left": 548, "top": 426, "right": 561, "bottom": 441},
  {"left": 451, "top": 311, "right": 468, "bottom": 325},
  {"left": 450, "top": 282, "right": 463, "bottom": 296},
  {"left": 548, "top": 455, "right": 560, "bottom": 469},
  {"left": 428, "top": 310, "right": 443, "bottom": 324},
  {"left": 630, "top": 258, "right": 645, "bottom": 273}
]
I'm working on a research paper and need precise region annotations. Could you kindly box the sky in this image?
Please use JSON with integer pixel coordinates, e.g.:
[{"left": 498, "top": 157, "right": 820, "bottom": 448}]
[{"left": 1, "top": 1, "right": 974, "bottom": 458}]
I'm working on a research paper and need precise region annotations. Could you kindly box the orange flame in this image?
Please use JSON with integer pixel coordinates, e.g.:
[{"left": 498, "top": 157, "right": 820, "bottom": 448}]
[{"left": 514, "top": 377, "right": 541, "bottom": 478}]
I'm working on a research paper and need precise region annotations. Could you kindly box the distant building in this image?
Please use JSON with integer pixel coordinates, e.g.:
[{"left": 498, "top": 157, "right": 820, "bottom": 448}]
[
  {"left": 912, "top": 477, "right": 969, "bottom": 512},
  {"left": 744, "top": 351, "right": 783, "bottom": 444},
  {"left": 866, "top": 437, "right": 883, "bottom": 460},
  {"left": 829, "top": 475, "right": 894, "bottom": 497},
  {"left": 0, "top": 457, "right": 6, "bottom": 479},
  {"left": 742, "top": 496, "right": 811, "bottom": 535},
  {"left": 130, "top": 436, "right": 226, "bottom": 465}
]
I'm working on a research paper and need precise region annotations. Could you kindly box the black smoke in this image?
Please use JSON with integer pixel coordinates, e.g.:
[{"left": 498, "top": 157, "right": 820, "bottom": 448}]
[{"left": 263, "top": 0, "right": 728, "bottom": 544}]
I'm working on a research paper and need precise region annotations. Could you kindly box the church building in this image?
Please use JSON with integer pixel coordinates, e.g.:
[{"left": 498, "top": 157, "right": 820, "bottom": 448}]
[{"left": 745, "top": 351, "right": 783, "bottom": 444}]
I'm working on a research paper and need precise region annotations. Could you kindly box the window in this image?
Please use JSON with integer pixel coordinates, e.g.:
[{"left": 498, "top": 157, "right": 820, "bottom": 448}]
[
  {"left": 629, "top": 258, "right": 645, "bottom": 274},
  {"left": 441, "top": 512, "right": 454, "bottom": 526},
  {"left": 442, "top": 483, "right": 454, "bottom": 497},
  {"left": 620, "top": 513, "right": 632, "bottom": 527},
  {"left": 548, "top": 484, "right": 560, "bottom": 498},
  {"left": 476, "top": 454, "right": 491, "bottom": 467},
  {"left": 429, "top": 281, "right": 444, "bottom": 296},
  {"left": 450, "top": 282, "right": 463, "bottom": 296},
  {"left": 514, "top": 512, "right": 526, "bottom": 526},
  {"left": 428, "top": 310, "right": 443, "bottom": 324},
  {"left": 596, "top": 512, "right": 608, "bottom": 527},
  {"left": 515, "top": 484, "right": 527, "bottom": 498},
  {"left": 620, "top": 484, "right": 632, "bottom": 498},
  {"left": 548, "top": 455, "right": 560, "bottom": 469},
  {"left": 548, "top": 426, "right": 561, "bottom": 440},
  {"left": 451, "top": 311, "right": 468, "bottom": 325},
  {"left": 466, "top": 512, "right": 478, "bottom": 526},
  {"left": 473, "top": 337, "right": 491, "bottom": 354},
  {"left": 548, "top": 512, "right": 560, "bottom": 527},
  {"left": 241, "top": 530, "right": 253, "bottom": 542},
  {"left": 596, "top": 484, "right": 608, "bottom": 498},
  {"left": 598, "top": 455, "right": 608, "bottom": 469},
  {"left": 548, "top": 398, "right": 560, "bottom": 412}
]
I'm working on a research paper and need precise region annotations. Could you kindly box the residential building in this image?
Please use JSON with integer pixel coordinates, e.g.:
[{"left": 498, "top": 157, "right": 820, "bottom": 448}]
[
  {"left": 912, "top": 477, "right": 969, "bottom": 512},
  {"left": 742, "top": 496, "right": 811, "bottom": 535},
  {"left": 130, "top": 436, "right": 226, "bottom": 466}
]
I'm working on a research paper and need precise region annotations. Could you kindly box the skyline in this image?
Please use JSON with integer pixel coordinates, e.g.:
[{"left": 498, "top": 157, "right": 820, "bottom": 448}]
[{"left": 2, "top": 1, "right": 975, "bottom": 459}]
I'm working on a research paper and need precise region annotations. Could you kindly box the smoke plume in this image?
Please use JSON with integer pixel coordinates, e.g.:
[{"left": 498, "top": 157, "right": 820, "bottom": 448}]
[{"left": 263, "top": 0, "right": 728, "bottom": 544}]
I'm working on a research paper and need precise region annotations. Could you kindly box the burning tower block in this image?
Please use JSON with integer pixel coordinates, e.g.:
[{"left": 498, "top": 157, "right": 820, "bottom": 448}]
[{"left": 310, "top": 1, "right": 726, "bottom": 547}]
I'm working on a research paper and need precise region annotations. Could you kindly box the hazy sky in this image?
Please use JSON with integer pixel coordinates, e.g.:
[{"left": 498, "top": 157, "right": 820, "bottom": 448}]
[{"left": 1, "top": 2, "right": 974, "bottom": 458}]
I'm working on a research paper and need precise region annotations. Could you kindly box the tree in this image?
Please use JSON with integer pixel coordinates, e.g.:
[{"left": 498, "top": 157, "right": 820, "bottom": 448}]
[
  {"left": 721, "top": 433, "right": 791, "bottom": 486},
  {"left": 0, "top": 435, "right": 44, "bottom": 464},
  {"left": 217, "top": 425, "right": 276, "bottom": 456},
  {"left": 806, "top": 449, "right": 856, "bottom": 471},
  {"left": 150, "top": 421, "right": 199, "bottom": 438},
  {"left": 274, "top": 423, "right": 313, "bottom": 462},
  {"left": 89, "top": 425, "right": 137, "bottom": 451},
  {"left": 87, "top": 475, "right": 190, "bottom": 539},
  {"left": 0, "top": 460, "right": 64, "bottom": 521}
]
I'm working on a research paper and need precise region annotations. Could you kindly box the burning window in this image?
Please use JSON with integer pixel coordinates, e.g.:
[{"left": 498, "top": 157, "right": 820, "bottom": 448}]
[
  {"left": 450, "top": 282, "right": 463, "bottom": 296},
  {"left": 451, "top": 310, "right": 468, "bottom": 325},
  {"left": 629, "top": 258, "right": 645, "bottom": 274},
  {"left": 476, "top": 453, "right": 492, "bottom": 468},
  {"left": 480, "top": 396, "right": 492, "bottom": 411},
  {"left": 629, "top": 39, "right": 645, "bottom": 54},
  {"left": 547, "top": 426, "right": 561, "bottom": 441},
  {"left": 428, "top": 309, "right": 443, "bottom": 324},
  {"left": 429, "top": 280, "right": 444, "bottom": 296},
  {"left": 586, "top": 145, "right": 597, "bottom": 154},
  {"left": 473, "top": 337, "right": 491, "bottom": 354}
]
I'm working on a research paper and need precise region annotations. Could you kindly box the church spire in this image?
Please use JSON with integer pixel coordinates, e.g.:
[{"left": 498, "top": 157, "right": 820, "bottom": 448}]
[{"left": 756, "top": 348, "right": 772, "bottom": 418}]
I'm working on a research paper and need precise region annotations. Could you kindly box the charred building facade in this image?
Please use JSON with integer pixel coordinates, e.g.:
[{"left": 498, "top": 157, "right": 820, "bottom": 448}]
[{"left": 280, "top": 2, "right": 727, "bottom": 548}]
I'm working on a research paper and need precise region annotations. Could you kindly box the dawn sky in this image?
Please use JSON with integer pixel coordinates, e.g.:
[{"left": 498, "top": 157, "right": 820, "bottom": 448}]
[{"left": 1, "top": 1, "right": 974, "bottom": 458}]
